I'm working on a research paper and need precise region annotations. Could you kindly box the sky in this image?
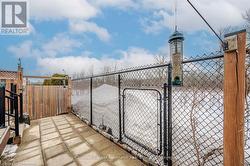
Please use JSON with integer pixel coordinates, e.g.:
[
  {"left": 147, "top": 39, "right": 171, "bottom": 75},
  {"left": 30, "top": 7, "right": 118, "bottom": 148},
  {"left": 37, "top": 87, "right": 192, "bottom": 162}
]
[{"left": 0, "top": 0, "right": 249, "bottom": 76}]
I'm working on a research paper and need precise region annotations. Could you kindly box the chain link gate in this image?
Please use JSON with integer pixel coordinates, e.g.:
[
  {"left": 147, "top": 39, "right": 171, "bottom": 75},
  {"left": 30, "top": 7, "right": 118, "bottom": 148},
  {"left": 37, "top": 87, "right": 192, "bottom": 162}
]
[
  {"left": 121, "top": 88, "right": 163, "bottom": 155},
  {"left": 119, "top": 65, "right": 169, "bottom": 165}
]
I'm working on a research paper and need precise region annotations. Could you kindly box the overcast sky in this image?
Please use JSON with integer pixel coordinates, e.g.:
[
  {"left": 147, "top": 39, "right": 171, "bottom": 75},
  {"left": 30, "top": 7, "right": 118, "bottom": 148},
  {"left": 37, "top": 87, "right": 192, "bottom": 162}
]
[{"left": 1, "top": 0, "right": 250, "bottom": 76}]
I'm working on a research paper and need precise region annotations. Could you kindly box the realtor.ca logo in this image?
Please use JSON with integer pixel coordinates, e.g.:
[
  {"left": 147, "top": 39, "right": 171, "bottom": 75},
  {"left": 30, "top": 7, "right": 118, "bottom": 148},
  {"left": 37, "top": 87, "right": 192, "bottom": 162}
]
[{"left": 0, "top": 0, "right": 29, "bottom": 35}]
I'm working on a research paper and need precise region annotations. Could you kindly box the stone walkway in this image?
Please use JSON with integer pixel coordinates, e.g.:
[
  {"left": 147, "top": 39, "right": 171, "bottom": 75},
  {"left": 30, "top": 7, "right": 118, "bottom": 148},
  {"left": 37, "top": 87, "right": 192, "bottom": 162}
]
[{"left": 13, "top": 114, "right": 144, "bottom": 166}]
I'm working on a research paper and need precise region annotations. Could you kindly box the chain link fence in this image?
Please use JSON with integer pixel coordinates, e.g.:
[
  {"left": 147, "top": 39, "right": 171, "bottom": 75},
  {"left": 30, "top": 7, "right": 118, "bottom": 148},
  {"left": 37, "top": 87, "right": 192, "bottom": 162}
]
[
  {"left": 92, "top": 75, "right": 120, "bottom": 138},
  {"left": 72, "top": 79, "right": 91, "bottom": 122},
  {"left": 120, "top": 66, "right": 167, "bottom": 165},
  {"left": 71, "top": 52, "right": 233, "bottom": 166},
  {"left": 172, "top": 55, "right": 224, "bottom": 166}
]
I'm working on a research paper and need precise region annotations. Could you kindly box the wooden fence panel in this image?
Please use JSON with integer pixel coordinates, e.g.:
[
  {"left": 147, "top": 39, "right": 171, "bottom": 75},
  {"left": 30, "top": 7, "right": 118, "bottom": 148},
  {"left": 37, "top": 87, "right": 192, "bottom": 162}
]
[{"left": 23, "top": 85, "right": 71, "bottom": 120}]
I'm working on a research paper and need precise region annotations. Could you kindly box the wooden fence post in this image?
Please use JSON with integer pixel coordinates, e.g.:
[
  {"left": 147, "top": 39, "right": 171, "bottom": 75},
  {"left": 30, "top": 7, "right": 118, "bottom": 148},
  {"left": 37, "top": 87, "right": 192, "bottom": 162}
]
[
  {"left": 224, "top": 30, "right": 246, "bottom": 166},
  {"left": 68, "top": 77, "right": 72, "bottom": 112}
]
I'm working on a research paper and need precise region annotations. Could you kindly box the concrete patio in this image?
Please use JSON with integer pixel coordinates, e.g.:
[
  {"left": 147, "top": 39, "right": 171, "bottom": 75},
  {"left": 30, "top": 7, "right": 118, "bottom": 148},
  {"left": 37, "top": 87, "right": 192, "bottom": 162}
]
[{"left": 13, "top": 114, "right": 144, "bottom": 166}]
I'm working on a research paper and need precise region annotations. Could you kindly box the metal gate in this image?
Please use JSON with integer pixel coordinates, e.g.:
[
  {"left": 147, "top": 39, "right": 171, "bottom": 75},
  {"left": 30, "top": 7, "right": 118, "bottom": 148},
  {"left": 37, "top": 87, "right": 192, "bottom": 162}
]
[{"left": 122, "top": 88, "right": 162, "bottom": 155}]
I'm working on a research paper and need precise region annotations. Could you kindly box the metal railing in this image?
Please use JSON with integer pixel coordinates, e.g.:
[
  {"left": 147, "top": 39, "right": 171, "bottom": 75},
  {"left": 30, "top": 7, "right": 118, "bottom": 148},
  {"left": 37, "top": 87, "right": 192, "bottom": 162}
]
[
  {"left": 72, "top": 52, "right": 226, "bottom": 165},
  {"left": 0, "top": 84, "right": 23, "bottom": 137}
]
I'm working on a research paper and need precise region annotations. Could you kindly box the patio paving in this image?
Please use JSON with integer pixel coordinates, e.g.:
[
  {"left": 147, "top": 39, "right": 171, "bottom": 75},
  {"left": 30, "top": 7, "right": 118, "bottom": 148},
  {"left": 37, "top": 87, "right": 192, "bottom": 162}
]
[{"left": 13, "top": 114, "right": 144, "bottom": 166}]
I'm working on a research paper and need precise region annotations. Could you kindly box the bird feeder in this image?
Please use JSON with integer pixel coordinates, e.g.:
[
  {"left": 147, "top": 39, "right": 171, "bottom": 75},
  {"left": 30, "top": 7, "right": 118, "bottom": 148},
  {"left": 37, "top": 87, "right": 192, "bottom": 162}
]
[{"left": 169, "top": 30, "right": 184, "bottom": 86}]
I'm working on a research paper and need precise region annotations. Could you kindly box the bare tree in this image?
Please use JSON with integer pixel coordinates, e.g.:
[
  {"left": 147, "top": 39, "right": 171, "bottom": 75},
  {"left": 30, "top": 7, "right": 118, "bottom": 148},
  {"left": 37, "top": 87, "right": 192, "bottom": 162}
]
[
  {"left": 154, "top": 54, "right": 168, "bottom": 64},
  {"left": 243, "top": 9, "right": 250, "bottom": 24},
  {"left": 243, "top": 9, "right": 250, "bottom": 53},
  {"left": 190, "top": 87, "right": 223, "bottom": 166},
  {"left": 154, "top": 54, "right": 169, "bottom": 86},
  {"left": 87, "top": 65, "right": 94, "bottom": 76},
  {"left": 103, "top": 65, "right": 112, "bottom": 74}
]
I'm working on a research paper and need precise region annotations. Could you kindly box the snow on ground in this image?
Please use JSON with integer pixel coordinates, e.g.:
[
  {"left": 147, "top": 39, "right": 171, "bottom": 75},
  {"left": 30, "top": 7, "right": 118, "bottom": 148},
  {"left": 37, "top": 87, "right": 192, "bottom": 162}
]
[
  {"left": 171, "top": 88, "right": 224, "bottom": 165},
  {"left": 92, "top": 84, "right": 119, "bottom": 137},
  {"left": 72, "top": 84, "right": 249, "bottom": 165},
  {"left": 72, "top": 89, "right": 90, "bottom": 120},
  {"left": 0, "top": 144, "right": 18, "bottom": 166}
]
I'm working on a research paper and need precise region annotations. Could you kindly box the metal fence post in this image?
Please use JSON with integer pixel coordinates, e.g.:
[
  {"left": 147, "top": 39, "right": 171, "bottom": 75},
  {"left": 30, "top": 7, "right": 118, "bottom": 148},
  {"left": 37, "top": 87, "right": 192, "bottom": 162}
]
[
  {"left": 0, "top": 86, "right": 5, "bottom": 128},
  {"left": 118, "top": 74, "right": 122, "bottom": 141},
  {"left": 10, "top": 83, "right": 14, "bottom": 114},
  {"left": 163, "top": 82, "right": 168, "bottom": 165},
  {"left": 14, "top": 95, "right": 19, "bottom": 136},
  {"left": 90, "top": 77, "right": 93, "bottom": 125},
  {"left": 167, "top": 64, "right": 173, "bottom": 166},
  {"left": 19, "top": 93, "right": 24, "bottom": 123}
]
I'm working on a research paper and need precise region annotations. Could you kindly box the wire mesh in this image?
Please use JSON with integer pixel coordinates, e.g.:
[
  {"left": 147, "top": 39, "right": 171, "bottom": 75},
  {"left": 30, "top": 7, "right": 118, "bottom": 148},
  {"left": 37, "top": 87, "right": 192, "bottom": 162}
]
[
  {"left": 172, "top": 56, "right": 224, "bottom": 166},
  {"left": 72, "top": 79, "right": 91, "bottom": 122},
  {"left": 71, "top": 52, "right": 225, "bottom": 166},
  {"left": 92, "top": 75, "right": 119, "bottom": 138},
  {"left": 120, "top": 66, "right": 167, "bottom": 165},
  {"left": 122, "top": 88, "right": 162, "bottom": 155}
]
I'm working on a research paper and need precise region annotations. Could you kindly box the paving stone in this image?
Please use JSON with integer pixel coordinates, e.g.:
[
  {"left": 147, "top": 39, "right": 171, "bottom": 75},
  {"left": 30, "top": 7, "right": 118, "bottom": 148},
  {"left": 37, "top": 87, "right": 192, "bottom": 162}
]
[
  {"left": 92, "top": 139, "right": 114, "bottom": 151},
  {"left": 113, "top": 159, "right": 144, "bottom": 166},
  {"left": 55, "top": 120, "right": 68, "bottom": 126},
  {"left": 14, "top": 114, "right": 143, "bottom": 166},
  {"left": 41, "top": 127, "right": 57, "bottom": 135},
  {"left": 61, "top": 132, "right": 79, "bottom": 140},
  {"left": 15, "top": 146, "right": 41, "bottom": 161},
  {"left": 52, "top": 117, "right": 65, "bottom": 120},
  {"left": 40, "top": 124, "right": 55, "bottom": 130},
  {"left": 96, "top": 162, "right": 113, "bottom": 166},
  {"left": 57, "top": 124, "right": 71, "bottom": 129},
  {"left": 53, "top": 120, "right": 66, "bottom": 124},
  {"left": 69, "top": 120, "right": 79, "bottom": 125},
  {"left": 41, "top": 132, "right": 59, "bottom": 142},
  {"left": 80, "top": 129, "right": 96, "bottom": 138},
  {"left": 14, "top": 154, "right": 44, "bottom": 166},
  {"left": 22, "top": 125, "right": 40, "bottom": 142},
  {"left": 65, "top": 137, "right": 83, "bottom": 147},
  {"left": 47, "top": 153, "right": 73, "bottom": 166},
  {"left": 42, "top": 137, "right": 62, "bottom": 149},
  {"left": 53, "top": 118, "right": 65, "bottom": 122},
  {"left": 19, "top": 139, "right": 40, "bottom": 150},
  {"left": 59, "top": 127, "right": 73, "bottom": 134},
  {"left": 40, "top": 120, "right": 53, "bottom": 123},
  {"left": 40, "top": 121, "right": 53, "bottom": 126},
  {"left": 76, "top": 126, "right": 89, "bottom": 133},
  {"left": 72, "top": 123, "right": 86, "bottom": 128},
  {"left": 66, "top": 116, "right": 78, "bottom": 121},
  {"left": 44, "top": 143, "right": 66, "bottom": 159},
  {"left": 70, "top": 142, "right": 90, "bottom": 157},
  {"left": 77, "top": 151, "right": 103, "bottom": 166},
  {"left": 85, "top": 134, "right": 105, "bottom": 145},
  {"left": 101, "top": 146, "right": 130, "bottom": 160},
  {"left": 40, "top": 117, "right": 51, "bottom": 121}
]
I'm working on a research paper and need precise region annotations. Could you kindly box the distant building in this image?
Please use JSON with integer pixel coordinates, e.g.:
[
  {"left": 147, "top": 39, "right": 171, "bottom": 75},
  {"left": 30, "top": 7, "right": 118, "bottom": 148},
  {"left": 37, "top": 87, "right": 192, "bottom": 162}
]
[{"left": 0, "top": 61, "right": 23, "bottom": 93}]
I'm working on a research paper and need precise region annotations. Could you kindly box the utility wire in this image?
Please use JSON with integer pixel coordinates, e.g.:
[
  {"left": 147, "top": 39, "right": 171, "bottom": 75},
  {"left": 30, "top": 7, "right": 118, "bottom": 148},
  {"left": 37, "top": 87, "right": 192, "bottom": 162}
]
[{"left": 186, "top": 0, "right": 226, "bottom": 48}]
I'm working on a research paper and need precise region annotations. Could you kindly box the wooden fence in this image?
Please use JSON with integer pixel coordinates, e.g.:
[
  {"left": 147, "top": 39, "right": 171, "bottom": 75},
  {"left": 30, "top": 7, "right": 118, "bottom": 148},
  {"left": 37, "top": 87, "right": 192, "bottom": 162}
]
[{"left": 23, "top": 85, "right": 71, "bottom": 120}]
